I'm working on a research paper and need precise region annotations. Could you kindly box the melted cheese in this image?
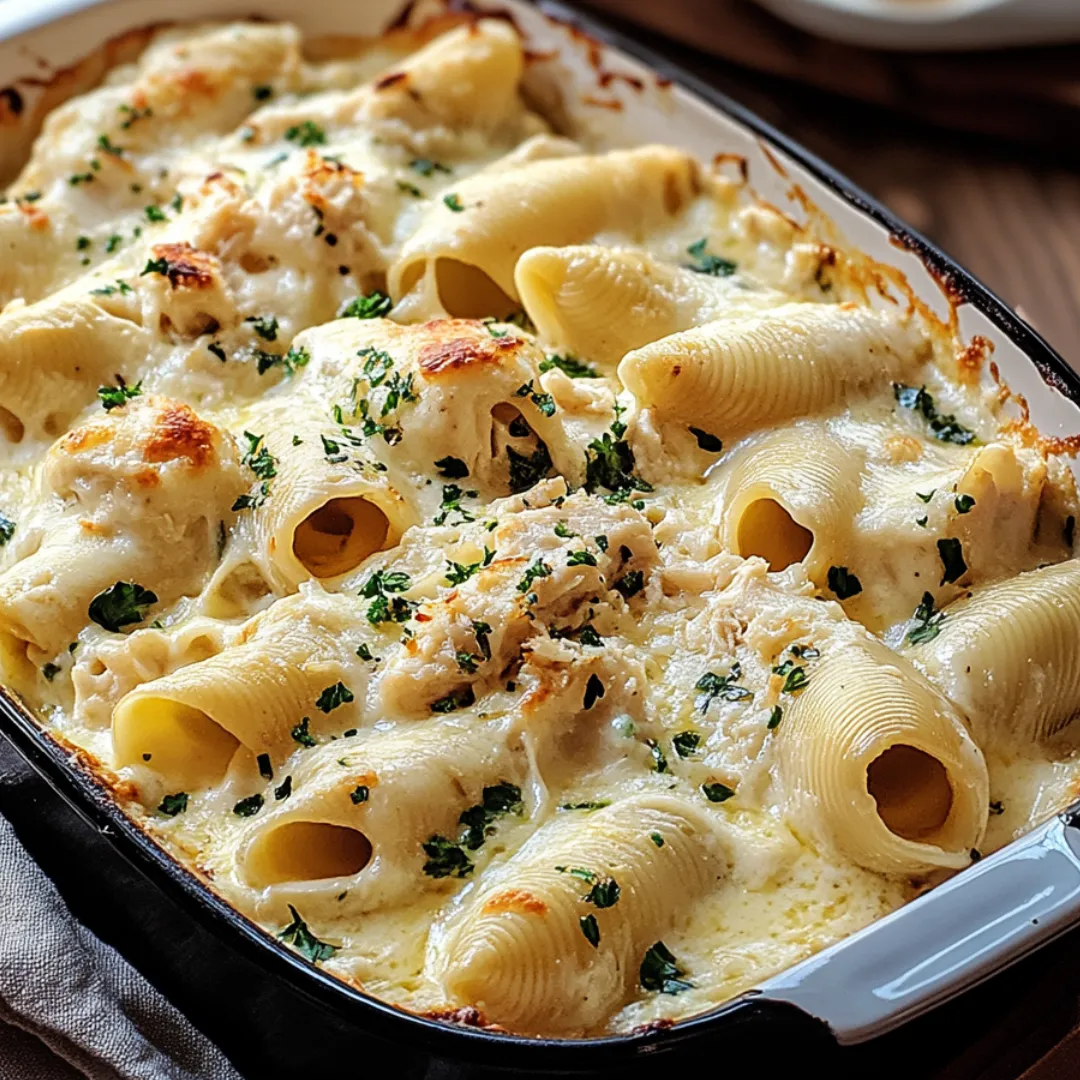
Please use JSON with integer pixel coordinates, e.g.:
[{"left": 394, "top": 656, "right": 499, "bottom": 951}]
[{"left": 1, "top": 16, "right": 1079, "bottom": 1039}]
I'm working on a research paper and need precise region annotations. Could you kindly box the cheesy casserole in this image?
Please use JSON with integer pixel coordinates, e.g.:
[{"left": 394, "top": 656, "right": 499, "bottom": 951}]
[{"left": 1, "top": 16, "right": 1079, "bottom": 1038}]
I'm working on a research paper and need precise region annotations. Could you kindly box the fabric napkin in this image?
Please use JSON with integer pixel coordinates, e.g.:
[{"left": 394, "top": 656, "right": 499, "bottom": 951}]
[{"left": 0, "top": 806, "right": 238, "bottom": 1080}]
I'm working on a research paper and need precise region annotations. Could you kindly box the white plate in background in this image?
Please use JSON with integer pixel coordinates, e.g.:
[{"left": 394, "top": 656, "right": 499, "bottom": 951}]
[{"left": 754, "top": 0, "right": 1080, "bottom": 50}]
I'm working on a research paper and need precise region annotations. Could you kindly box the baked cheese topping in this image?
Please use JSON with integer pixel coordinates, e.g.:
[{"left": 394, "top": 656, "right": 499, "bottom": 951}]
[{"left": 1, "top": 17, "right": 1079, "bottom": 1038}]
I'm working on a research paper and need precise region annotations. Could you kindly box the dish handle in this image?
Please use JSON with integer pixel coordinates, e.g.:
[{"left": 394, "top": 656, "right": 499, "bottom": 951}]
[{"left": 756, "top": 804, "right": 1080, "bottom": 1045}]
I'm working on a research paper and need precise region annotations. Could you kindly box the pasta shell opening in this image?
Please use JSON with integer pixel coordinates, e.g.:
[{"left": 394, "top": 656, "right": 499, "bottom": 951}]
[
  {"left": 435, "top": 259, "right": 518, "bottom": 319},
  {"left": 292, "top": 496, "right": 391, "bottom": 579},
  {"left": 0, "top": 406, "right": 24, "bottom": 444},
  {"left": 245, "top": 820, "right": 373, "bottom": 885},
  {"left": 867, "top": 744, "right": 954, "bottom": 842},
  {"left": 112, "top": 696, "right": 240, "bottom": 789},
  {"left": 735, "top": 497, "right": 813, "bottom": 571}
]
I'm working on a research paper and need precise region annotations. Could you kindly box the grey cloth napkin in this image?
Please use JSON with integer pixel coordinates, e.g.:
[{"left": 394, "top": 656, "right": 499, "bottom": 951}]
[{"left": 0, "top": 815, "right": 239, "bottom": 1080}]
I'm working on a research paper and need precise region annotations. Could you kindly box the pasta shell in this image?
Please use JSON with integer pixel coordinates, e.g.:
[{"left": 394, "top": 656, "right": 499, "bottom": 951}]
[{"left": 775, "top": 635, "right": 988, "bottom": 875}]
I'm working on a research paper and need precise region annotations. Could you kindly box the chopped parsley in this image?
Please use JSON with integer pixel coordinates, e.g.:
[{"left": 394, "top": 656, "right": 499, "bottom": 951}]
[
  {"left": 434, "top": 483, "right": 478, "bottom": 526},
  {"left": 423, "top": 782, "right": 523, "bottom": 877},
  {"left": 695, "top": 664, "right": 752, "bottom": 713},
  {"left": 284, "top": 121, "right": 326, "bottom": 147},
  {"left": 257, "top": 346, "right": 310, "bottom": 377},
  {"left": 567, "top": 550, "right": 597, "bottom": 567},
  {"left": 955, "top": 494, "right": 976, "bottom": 514},
  {"left": 247, "top": 314, "right": 279, "bottom": 342},
  {"left": 340, "top": 291, "right": 392, "bottom": 319},
  {"left": 241, "top": 431, "right": 277, "bottom": 480},
  {"left": 767, "top": 705, "right": 783, "bottom": 730},
  {"left": 772, "top": 659, "right": 809, "bottom": 694},
  {"left": 291, "top": 717, "right": 317, "bottom": 748},
  {"left": 517, "top": 557, "right": 552, "bottom": 595},
  {"left": 145, "top": 204, "right": 167, "bottom": 223},
  {"left": 990, "top": 800, "right": 1005, "bottom": 815},
  {"left": 647, "top": 738, "right": 669, "bottom": 774},
  {"left": 515, "top": 381, "right": 556, "bottom": 417},
  {"left": 105, "top": 234, "right": 122, "bottom": 253},
  {"left": 583, "top": 875, "right": 621, "bottom": 908},
  {"left": 233, "top": 793, "right": 264, "bottom": 817},
  {"left": 76, "top": 236, "right": 91, "bottom": 251},
  {"left": 361, "top": 570, "right": 416, "bottom": 626},
  {"left": 905, "top": 591, "right": 947, "bottom": 646},
  {"left": 471, "top": 620, "right": 492, "bottom": 661},
  {"left": 434, "top": 455, "right": 469, "bottom": 479},
  {"left": 579, "top": 914, "right": 601, "bottom": 948},
  {"left": 315, "top": 682, "right": 354, "bottom": 713},
  {"left": 445, "top": 558, "right": 484, "bottom": 586},
  {"left": 685, "top": 238, "right": 736, "bottom": 277},
  {"left": 702, "top": 781, "right": 735, "bottom": 803},
  {"left": 274, "top": 775, "right": 293, "bottom": 801},
  {"left": 640, "top": 941, "right": 692, "bottom": 993},
  {"left": 539, "top": 353, "right": 599, "bottom": 378},
  {"left": 396, "top": 180, "right": 422, "bottom": 197},
  {"left": 253, "top": 84, "right": 273, "bottom": 101},
  {"left": 357, "top": 348, "right": 394, "bottom": 390},
  {"left": 88, "top": 582, "right": 157, "bottom": 632},
  {"left": 421, "top": 835, "right": 473, "bottom": 879},
  {"left": 278, "top": 905, "right": 336, "bottom": 963},
  {"left": 350, "top": 785, "right": 369, "bottom": 805},
  {"left": 41, "top": 662, "right": 60, "bottom": 682},
  {"left": 554, "top": 521, "right": 575, "bottom": 539},
  {"left": 157, "top": 792, "right": 188, "bottom": 816},
  {"left": 141, "top": 256, "right": 169, "bottom": 277},
  {"left": 917, "top": 490, "right": 935, "bottom": 503},
  {"left": 232, "top": 485, "right": 270, "bottom": 511},
  {"left": 321, "top": 434, "right": 347, "bottom": 463},
  {"left": 584, "top": 415, "right": 652, "bottom": 504},
  {"left": 672, "top": 731, "right": 701, "bottom": 758},
  {"left": 893, "top": 384, "right": 976, "bottom": 445},
  {"left": 507, "top": 444, "right": 553, "bottom": 494},
  {"left": 430, "top": 686, "right": 476, "bottom": 714},
  {"left": 560, "top": 801, "right": 610, "bottom": 811},
  {"left": 650, "top": 832, "right": 665, "bottom": 847},
  {"left": 96, "top": 133, "right": 124, "bottom": 157},
  {"left": 827, "top": 565, "right": 862, "bottom": 600},
  {"left": 556, "top": 866, "right": 597, "bottom": 883},
  {"left": 443, "top": 193, "right": 464, "bottom": 212},
  {"left": 937, "top": 537, "right": 967, "bottom": 585},
  {"left": 455, "top": 651, "right": 480, "bottom": 674},
  {"left": 613, "top": 569, "right": 644, "bottom": 599},
  {"left": 410, "top": 158, "right": 450, "bottom": 176},
  {"left": 583, "top": 674, "right": 605, "bottom": 710},
  {"left": 97, "top": 378, "right": 142, "bottom": 411},
  {"left": 208, "top": 342, "right": 226, "bottom": 362},
  {"left": 257, "top": 754, "right": 273, "bottom": 781},
  {"left": 689, "top": 427, "right": 723, "bottom": 453},
  {"left": 0, "top": 513, "right": 16, "bottom": 547},
  {"left": 90, "top": 280, "right": 132, "bottom": 297}
]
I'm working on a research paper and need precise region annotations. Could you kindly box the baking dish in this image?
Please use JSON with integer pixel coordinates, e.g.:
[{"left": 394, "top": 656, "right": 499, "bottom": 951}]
[{"left": 2, "top": 0, "right": 1080, "bottom": 1069}]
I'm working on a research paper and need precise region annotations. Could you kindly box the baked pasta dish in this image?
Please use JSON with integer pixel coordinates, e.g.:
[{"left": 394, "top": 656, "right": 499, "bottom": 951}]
[{"left": 2, "top": 15, "right": 1080, "bottom": 1038}]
